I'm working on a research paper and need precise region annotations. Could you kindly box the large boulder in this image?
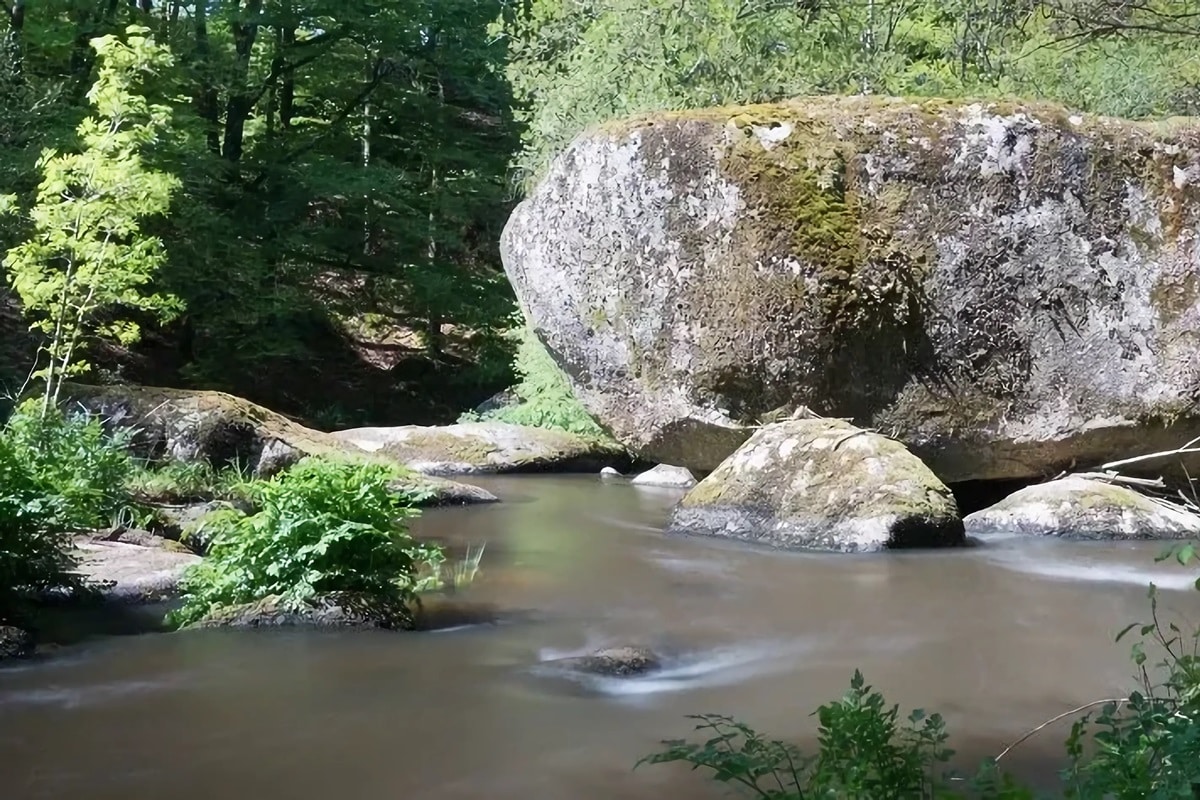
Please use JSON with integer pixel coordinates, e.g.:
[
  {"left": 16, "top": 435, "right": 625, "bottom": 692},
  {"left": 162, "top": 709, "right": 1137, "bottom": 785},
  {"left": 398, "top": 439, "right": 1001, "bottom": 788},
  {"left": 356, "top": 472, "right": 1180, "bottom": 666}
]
[
  {"left": 965, "top": 476, "right": 1200, "bottom": 539},
  {"left": 185, "top": 592, "right": 414, "bottom": 631},
  {"left": 501, "top": 96, "right": 1200, "bottom": 481},
  {"left": 669, "top": 418, "right": 964, "bottom": 552},
  {"left": 59, "top": 383, "right": 498, "bottom": 505},
  {"left": 73, "top": 539, "right": 202, "bottom": 603},
  {"left": 332, "top": 421, "right": 629, "bottom": 475}
]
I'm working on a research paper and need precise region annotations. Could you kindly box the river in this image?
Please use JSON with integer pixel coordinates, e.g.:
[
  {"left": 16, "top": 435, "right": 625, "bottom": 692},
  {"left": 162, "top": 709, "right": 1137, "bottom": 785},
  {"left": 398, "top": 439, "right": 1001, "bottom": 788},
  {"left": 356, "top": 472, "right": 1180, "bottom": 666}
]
[{"left": 2, "top": 475, "right": 1199, "bottom": 798}]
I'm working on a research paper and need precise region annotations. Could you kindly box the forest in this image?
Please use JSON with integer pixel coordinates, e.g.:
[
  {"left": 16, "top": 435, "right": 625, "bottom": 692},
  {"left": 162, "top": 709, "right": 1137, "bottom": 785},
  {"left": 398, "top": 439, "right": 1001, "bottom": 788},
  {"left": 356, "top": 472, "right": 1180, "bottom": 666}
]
[{"left": 0, "top": 0, "right": 1197, "bottom": 432}]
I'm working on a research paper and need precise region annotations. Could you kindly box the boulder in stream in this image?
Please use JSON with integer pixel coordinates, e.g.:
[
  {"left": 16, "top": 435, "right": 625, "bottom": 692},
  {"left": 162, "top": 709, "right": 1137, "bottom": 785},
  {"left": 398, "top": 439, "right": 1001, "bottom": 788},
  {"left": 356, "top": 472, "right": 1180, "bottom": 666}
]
[
  {"left": 332, "top": 421, "right": 629, "bottom": 475},
  {"left": 669, "top": 418, "right": 964, "bottom": 552},
  {"left": 631, "top": 464, "right": 697, "bottom": 489},
  {"left": 965, "top": 477, "right": 1200, "bottom": 539},
  {"left": 547, "top": 645, "right": 662, "bottom": 678},
  {"left": 0, "top": 625, "right": 34, "bottom": 661},
  {"left": 501, "top": 96, "right": 1200, "bottom": 482},
  {"left": 186, "top": 592, "right": 415, "bottom": 631}
]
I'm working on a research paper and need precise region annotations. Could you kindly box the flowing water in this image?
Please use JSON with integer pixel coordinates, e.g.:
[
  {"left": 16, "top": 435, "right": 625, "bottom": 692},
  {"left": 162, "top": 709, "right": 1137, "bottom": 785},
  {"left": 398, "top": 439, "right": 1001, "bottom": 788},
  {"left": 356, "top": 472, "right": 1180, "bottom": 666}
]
[{"left": 3, "top": 475, "right": 1200, "bottom": 799}]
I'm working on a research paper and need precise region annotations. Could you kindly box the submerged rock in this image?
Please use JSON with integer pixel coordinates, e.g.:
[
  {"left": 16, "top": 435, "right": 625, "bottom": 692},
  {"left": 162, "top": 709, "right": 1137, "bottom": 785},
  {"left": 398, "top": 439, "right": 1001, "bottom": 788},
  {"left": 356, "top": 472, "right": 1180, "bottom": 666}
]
[
  {"left": 599, "top": 466, "right": 623, "bottom": 479},
  {"left": 548, "top": 645, "right": 662, "bottom": 677},
  {"left": 187, "top": 592, "right": 414, "bottom": 631},
  {"left": 501, "top": 96, "right": 1200, "bottom": 482},
  {"left": 73, "top": 539, "right": 201, "bottom": 603},
  {"left": 965, "top": 477, "right": 1200, "bottom": 539},
  {"left": 333, "top": 421, "right": 628, "bottom": 475},
  {"left": 631, "top": 464, "right": 697, "bottom": 489},
  {"left": 669, "top": 419, "right": 964, "bottom": 552},
  {"left": 0, "top": 625, "right": 34, "bottom": 661}
]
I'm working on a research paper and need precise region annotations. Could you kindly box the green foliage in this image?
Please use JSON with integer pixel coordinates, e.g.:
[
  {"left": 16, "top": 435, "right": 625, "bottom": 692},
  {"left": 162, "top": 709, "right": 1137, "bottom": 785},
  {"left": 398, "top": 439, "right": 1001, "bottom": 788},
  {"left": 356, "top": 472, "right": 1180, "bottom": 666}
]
[
  {"left": 0, "top": 399, "right": 137, "bottom": 621},
  {"left": 167, "top": 457, "right": 443, "bottom": 629},
  {"left": 1, "top": 25, "right": 180, "bottom": 412},
  {"left": 638, "top": 671, "right": 961, "bottom": 799},
  {"left": 126, "top": 458, "right": 251, "bottom": 505},
  {"left": 1061, "top": 544, "right": 1200, "bottom": 798},
  {"left": 465, "top": 326, "right": 612, "bottom": 439}
]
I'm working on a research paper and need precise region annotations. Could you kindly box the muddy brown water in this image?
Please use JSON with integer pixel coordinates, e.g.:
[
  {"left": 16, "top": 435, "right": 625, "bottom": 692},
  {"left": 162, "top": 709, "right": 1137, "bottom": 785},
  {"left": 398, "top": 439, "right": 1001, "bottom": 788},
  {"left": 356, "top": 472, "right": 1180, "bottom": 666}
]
[{"left": 3, "top": 475, "right": 1200, "bottom": 799}]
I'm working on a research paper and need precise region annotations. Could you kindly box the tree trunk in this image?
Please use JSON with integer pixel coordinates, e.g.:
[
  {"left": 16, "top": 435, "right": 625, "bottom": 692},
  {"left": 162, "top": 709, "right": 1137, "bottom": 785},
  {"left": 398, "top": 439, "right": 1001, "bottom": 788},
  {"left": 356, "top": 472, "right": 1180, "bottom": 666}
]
[{"left": 222, "top": 0, "right": 265, "bottom": 164}]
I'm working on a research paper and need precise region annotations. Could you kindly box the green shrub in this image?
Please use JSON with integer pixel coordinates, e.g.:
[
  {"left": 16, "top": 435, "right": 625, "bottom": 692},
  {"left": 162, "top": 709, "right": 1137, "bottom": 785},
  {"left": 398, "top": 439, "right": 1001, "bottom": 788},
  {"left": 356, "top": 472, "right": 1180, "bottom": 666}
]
[
  {"left": 0, "top": 401, "right": 136, "bottom": 620},
  {"left": 4, "top": 400, "right": 136, "bottom": 531},
  {"left": 167, "top": 457, "right": 443, "bottom": 628},
  {"left": 463, "top": 326, "right": 613, "bottom": 440},
  {"left": 638, "top": 671, "right": 963, "bottom": 799},
  {"left": 127, "top": 458, "right": 252, "bottom": 505}
]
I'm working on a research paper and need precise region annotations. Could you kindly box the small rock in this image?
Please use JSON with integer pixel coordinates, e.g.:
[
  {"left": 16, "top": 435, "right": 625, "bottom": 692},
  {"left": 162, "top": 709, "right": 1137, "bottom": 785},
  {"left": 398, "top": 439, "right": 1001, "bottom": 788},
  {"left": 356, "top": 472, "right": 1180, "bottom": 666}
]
[
  {"left": 0, "top": 625, "right": 34, "bottom": 661},
  {"left": 388, "top": 474, "right": 500, "bottom": 506},
  {"left": 669, "top": 418, "right": 964, "bottom": 552},
  {"left": 600, "top": 466, "right": 623, "bottom": 479},
  {"left": 965, "top": 477, "right": 1200, "bottom": 539},
  {"left": 549, "top": 645, "right": 662, "bottom": 677},
  {"left": 73, "top": 539, "right": 202, "bottom": 603},
  {"left": 631, "top": 464, "right": 697, "bottom": 488}
]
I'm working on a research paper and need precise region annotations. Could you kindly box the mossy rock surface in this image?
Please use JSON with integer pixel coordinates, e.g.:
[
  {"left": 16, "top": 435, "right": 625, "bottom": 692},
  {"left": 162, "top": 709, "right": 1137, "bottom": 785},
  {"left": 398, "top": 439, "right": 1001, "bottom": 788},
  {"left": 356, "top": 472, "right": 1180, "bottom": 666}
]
[
  {"left": 333, "top": 421, "right": 629, "bottom": 475},
  {"left": 501, "top": 95, "right": 1200, "bottom": 482},
  {"left": 186, "top": 592, "right": 414, "bottom": 631},
  {"left": 669, "top": 418, "right": 964, "bottom": 553},
  {"left": 58, "top": 383, "right": 498, "bottom": 506},
  {"left": 965, "top": 477, "right": 1200, "bottom": 539}
]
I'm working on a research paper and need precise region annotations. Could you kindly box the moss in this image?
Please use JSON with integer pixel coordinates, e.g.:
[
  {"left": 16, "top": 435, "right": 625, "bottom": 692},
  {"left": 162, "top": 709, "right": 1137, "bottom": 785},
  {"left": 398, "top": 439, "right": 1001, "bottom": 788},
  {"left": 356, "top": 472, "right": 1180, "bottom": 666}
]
[{"left": 381, "top": 430, "right": 498, "bottom": 466}]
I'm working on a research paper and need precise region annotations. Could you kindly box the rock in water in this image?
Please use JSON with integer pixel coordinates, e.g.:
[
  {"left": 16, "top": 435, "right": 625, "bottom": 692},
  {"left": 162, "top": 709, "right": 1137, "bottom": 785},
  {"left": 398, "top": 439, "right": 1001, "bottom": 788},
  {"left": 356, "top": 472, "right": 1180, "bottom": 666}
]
[
  {"left": 631, "top": 464, "right": 698, "bottom": 488},
  {"left": 501, "top": 97, "right": 1200, "bottom": 481},
  {"left": 548, "top": 646, "right": 662, "bottom": 677},
  {"left": 669, "top": 419, "right": 964, "bottom": 552},
  {"left": 965, "top": 477, "right": 1200, "bottom": 539},
  {"left": 333, "top": 421, "right": 628, "bottom": 475},
  {"left": 0, "top": 626, "right": 34, "bottom": 661},
  {"left": 73, "top": 539, "right": 202, "bottom": 603}
]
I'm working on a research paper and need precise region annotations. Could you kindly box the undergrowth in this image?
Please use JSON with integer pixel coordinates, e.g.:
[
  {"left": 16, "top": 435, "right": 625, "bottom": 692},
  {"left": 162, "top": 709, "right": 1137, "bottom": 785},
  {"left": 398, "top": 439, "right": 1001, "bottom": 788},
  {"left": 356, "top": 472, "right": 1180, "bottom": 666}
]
[
  {"left": 461, "top": 325, "right": 613, "bottom": 440},
  {"left": 167, "top": 457, "right": 444, "bottom": 629}
]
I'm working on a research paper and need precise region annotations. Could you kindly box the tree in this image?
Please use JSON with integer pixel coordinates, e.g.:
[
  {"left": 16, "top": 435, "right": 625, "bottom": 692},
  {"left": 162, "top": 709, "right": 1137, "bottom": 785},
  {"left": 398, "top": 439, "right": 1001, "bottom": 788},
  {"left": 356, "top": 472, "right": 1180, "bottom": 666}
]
[{"left": 1, "top": 24, "right": 180, "bottom": 413}]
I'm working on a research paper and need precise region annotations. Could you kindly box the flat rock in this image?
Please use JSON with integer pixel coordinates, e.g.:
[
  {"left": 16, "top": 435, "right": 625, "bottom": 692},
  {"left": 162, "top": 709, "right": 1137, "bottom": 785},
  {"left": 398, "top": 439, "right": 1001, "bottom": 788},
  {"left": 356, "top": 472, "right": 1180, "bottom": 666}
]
[
  {"left": 631, "top": 464, "right": 697, "bottom": 488},
  {"left": 669, "top": 418, "right": 964, "bottom": 552},
  {"left": 333, "top": 421, "right": 628, "bottom": 475},
  {"left": 965, "top": 477, "right": 1200, "bottom": 539},
  {"left": 548, "top": 645, "right": 662, "bottom": 677},
  {"left": 73, "top": 539, "right": 201, "bottom": 603},
  {"left": 0, "top": 625, "right": 34, "bottom": 661},
  {"left": 501, "top": 96, "right": 1200, "bottom": 482},
  {"left": 58, "top": 383, "right": 498, "bottom": 506}
]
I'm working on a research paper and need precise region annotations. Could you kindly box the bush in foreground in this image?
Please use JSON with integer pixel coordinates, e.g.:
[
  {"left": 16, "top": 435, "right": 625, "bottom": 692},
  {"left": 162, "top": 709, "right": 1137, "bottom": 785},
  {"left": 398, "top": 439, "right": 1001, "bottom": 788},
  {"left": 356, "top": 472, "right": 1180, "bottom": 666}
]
[
  {"left": 0, "top": 402, "right": 137, "bottom": 622},
  {"left": 167, "top": 457, "right": 443, "bottom": 629},
  {"left": 641, "top": 545, "right": 1200, "bottom": 799}
]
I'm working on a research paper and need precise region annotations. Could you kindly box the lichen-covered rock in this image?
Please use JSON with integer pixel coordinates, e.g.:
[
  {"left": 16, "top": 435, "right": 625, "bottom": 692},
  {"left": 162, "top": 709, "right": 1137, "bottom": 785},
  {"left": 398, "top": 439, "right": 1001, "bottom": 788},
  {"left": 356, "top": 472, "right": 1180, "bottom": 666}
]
[
  {"left": 965, "top": 477, "right": 1200, "bottom": 539},
  {"left": 333, "top": 421, "right": 628, "bottom": 475},
  {"left": 631, "top": 464, "right": 697, "bottom": 488},
  {"left": 0, "top": 625, "right": 34, "bottom": 661},
  {"left": 669, "top": 419, "right": 964, "bottom": 552},
  {"left": 547, "top": 645, "right": 662, "bottom": 677},
  {"left": 58, "top": 383, "right": 499, "bottom": 505},
  {"left": 501, "top": 96, "right": 1200, "bottom": 481}
]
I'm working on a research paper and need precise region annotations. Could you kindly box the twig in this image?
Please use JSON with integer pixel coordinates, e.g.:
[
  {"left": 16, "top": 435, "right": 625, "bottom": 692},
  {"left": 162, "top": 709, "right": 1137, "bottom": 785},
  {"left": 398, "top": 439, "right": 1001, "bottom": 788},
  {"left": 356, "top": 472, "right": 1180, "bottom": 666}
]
[
  {"left": 1100, "top": 441, "right": 1200, "bottom": 472},
  {"left": 1066, "top": 471, "right": 1167, "bottom": 489},
  {"left": 993, "top": 698, "right": 1128, "bottom": 763}
]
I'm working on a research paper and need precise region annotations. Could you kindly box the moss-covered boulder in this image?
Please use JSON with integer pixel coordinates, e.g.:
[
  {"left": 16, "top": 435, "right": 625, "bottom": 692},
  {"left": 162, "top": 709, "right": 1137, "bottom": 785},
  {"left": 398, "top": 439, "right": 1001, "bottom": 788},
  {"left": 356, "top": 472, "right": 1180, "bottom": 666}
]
[
  {"left": 185, "top": 592, "right": 414, "bottom": 630},
  {"left": 332, "top": 421, "right": 629, "bottom": 475},
  {"left": 58, "top": 383, "right": 499, "bottom": 505},
  {"left": 965, "top": 477, "right": 1200, "bottom": 539},
  {"left": 668, "top": 418, "right": 964, "bottom": 552},
  {"left": 0, "top": 625, "right": 34, "bottom": 661},
  {"left": 501, "top": 96, "right": 1200, "bottom": 482}
]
